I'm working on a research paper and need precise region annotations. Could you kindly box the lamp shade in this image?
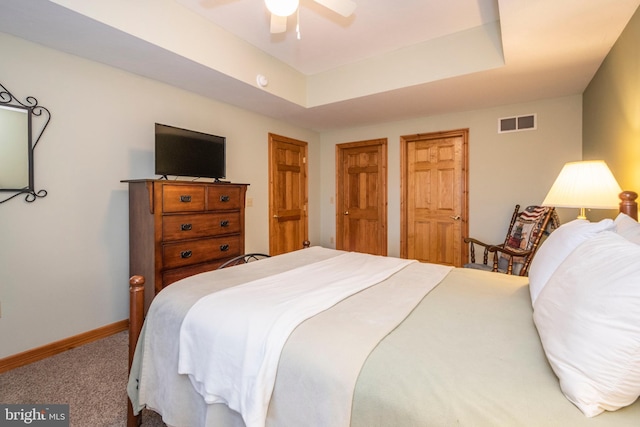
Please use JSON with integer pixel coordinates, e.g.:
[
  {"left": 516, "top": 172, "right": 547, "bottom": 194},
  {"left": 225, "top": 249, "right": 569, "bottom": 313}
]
[
  {"left": 265, "top": 0, "right": 299, "bottom": 17},
  {"left": 542, "top": 160, "right": 622, "bottom": 213}
]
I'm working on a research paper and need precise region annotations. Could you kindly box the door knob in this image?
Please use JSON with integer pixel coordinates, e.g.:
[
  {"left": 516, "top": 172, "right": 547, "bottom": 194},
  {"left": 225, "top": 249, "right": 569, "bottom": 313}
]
[
  {"left": 344, "top": 211, "right": 349, "bottom": 215},
  {"left": 450, "top": 215, "right": 461, "bottom": 220}
]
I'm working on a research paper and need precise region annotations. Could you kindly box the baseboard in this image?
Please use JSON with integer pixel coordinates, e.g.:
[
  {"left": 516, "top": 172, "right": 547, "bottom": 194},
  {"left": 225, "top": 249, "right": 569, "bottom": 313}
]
[{"left": 0, "top": 319, "right": 128, "bottom": 374}]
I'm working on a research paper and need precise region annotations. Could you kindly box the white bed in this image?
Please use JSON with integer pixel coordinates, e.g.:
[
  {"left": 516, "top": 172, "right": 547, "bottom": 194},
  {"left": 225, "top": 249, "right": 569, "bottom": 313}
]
[{"left": 127, "top": 192, "right": 640, "bottom": 427}]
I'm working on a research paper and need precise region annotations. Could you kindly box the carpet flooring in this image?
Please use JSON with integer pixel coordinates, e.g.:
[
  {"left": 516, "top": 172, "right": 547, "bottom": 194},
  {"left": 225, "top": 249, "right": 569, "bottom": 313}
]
[{"left": 0, "top": 331, "right": 165, "bottom": 426}]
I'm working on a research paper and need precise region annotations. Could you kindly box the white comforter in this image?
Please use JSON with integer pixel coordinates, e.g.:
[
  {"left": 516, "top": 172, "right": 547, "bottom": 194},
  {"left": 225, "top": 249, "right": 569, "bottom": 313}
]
[
  {"left": 129, "top": 247, "right": 457, "bottom": 427},
  {"left": 129, "top": 248, "right": 640, "bottom": 427},
  {"left": 177, "top": 252, "right": 415, "bottom": 427}
]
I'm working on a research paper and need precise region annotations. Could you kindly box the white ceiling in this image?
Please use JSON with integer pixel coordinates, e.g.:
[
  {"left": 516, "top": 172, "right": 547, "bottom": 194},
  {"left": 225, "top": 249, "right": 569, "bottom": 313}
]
[
  {"left": 175, "top": 0, "right": 501, "bottom": 75},
  {"left": 0, "top": 0, "right": 638, "bottom": 131}
]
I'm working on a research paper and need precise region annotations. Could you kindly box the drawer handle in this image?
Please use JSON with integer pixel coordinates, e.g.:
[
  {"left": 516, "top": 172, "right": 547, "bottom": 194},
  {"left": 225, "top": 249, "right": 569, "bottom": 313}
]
[
  {"left": 180, "top": 250, "right": 192, "bottom": 259},
  {"left": 220, "top": 195, "right": 230, "bottom": 202},
  {"left": 219, "top": 244, "right": 230, "bottom": 252},
  {"left": 220, "top": 220, "right": 229, "bottom": 227},
  {"left": 181, "top": 223, "right": 192, "bottom": 231},
  {"left": 180, "top": 195, "right": 192, "bottom": 203}
]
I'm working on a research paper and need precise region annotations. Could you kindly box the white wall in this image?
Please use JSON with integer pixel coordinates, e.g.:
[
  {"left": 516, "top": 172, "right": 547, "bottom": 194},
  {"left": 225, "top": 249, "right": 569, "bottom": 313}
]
[
  {"left": 0, "top": 33, "right": 320, "bottom": 358},
  {"left": 319, "top": 96, "right": 583, "bottom": 256}
]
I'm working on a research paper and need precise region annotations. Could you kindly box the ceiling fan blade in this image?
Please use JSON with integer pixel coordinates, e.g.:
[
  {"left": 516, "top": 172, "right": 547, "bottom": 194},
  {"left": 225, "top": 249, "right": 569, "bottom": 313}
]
[
  {"left": 313, "top": 0, "right": 356, "bottom": 17},
  {"left": 270, "top": 14, "right": 287, "bottom": 33}
]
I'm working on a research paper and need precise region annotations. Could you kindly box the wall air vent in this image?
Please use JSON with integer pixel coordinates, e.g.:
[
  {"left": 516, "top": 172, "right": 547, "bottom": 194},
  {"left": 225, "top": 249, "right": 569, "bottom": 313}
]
[{"left": 498, "top": 114, "right": 537, "bottom": 133}]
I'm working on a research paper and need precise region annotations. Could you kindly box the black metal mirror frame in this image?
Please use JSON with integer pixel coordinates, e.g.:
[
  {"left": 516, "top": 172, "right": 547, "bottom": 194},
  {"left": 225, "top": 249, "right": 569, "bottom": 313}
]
[{"left": 0, "top": 82, "right": 51, "bottom": 203}]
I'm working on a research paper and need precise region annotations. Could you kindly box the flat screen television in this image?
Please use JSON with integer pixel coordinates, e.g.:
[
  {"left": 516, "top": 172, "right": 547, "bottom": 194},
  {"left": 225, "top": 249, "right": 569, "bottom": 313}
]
[{"left": 155, "top": 123, "right": 226, "bottom": 180}]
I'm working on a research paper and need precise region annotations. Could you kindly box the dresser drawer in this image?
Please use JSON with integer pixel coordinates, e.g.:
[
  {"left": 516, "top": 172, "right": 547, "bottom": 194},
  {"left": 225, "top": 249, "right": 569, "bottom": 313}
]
[
  {"left": 162, "top": 212, "right": 241, "bottom": 241},
  {"left": 163, "top": 184, "right": 206, "bottom": 212},
  {"left": 162, "top": 235, "right": 242, "bottom": 269},
  {"left": 207, "top": 186, "right": 242, "bottom": 210},
  {"left": 162, "top": 260, "right": 227, "bottom": 288}
]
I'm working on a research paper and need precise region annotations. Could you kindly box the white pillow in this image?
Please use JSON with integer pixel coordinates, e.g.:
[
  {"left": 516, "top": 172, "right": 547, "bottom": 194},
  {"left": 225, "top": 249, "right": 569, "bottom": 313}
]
[
  {"left": 614, "top": 212, "right": 640, "bottom": 244},
  {"left": 528, "top": 218, "right": 614, "bottom": 305},
  {"left": 533, "top": 231, "right": 640, "bottom": 417}
]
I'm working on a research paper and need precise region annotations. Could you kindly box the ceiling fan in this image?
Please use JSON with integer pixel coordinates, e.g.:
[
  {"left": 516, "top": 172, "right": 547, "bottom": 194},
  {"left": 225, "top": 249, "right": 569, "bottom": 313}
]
[{"left": 265, "top": 0, "right": 356, "bottom": 34}]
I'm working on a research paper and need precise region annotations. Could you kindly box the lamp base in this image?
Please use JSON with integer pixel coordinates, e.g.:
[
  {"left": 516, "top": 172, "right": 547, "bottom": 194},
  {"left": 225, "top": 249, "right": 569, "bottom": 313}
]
[{"left": 577, "top": 207, "right": 587, "bottom": 220}]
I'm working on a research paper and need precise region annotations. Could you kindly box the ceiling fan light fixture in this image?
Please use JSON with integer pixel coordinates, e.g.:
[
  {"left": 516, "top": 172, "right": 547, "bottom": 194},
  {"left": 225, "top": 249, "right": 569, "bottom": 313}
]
[{"left": 265, "top": 0, "right": 299, "bottom": 17}]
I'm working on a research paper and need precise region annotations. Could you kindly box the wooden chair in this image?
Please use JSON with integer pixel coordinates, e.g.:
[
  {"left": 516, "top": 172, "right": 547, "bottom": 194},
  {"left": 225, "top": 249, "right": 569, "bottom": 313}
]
[
  {"left": 464, "top": 205, "right": 560, "bottom": 276},
  {"left": 217, "top": 253, "right": 271, "bottom": 269}
]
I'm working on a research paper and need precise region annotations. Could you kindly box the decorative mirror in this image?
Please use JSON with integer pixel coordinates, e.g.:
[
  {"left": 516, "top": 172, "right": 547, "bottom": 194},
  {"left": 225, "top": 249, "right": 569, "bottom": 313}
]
[{"left": 0, "top": 82, "right": 50, "bottom": 203}]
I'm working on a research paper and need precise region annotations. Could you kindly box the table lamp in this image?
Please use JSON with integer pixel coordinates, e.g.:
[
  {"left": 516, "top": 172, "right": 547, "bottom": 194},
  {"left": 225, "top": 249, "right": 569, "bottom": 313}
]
[{"left": 542, "top": 160, "right": 622, "bottom": 220}]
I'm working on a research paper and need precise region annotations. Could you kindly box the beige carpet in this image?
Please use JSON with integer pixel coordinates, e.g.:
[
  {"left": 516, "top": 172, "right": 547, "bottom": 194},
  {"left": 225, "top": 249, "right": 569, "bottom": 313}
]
[{"left": 0, "top": 331, "right": 165, "bottom": 426}]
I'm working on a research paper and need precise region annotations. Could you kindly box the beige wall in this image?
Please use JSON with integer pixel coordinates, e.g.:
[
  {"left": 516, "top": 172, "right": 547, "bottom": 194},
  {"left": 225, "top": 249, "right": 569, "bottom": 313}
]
[
  {"left": 0, "top": 32, "right": 320, "bottom": 358},
  {"left": 0, "top": 29, "right": 585, "bottom": 358},
  {"left": 583, "top": 6, "right": 640, "bottom": 192},
  {"left": 319, "top": 96, "right": 583, "bottom": 256}
]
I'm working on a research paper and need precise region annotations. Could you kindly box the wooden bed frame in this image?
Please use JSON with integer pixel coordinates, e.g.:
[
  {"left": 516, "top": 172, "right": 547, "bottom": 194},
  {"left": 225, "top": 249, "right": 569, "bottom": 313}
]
[{"left": 126, "top": 191, "right": 638, "bottom": 427}]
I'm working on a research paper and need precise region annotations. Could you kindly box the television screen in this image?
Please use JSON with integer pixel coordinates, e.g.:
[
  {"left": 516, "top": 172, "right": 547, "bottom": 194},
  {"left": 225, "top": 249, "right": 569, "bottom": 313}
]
[{"left": 155, "top": 123, "right": 226, "bottom": 180}]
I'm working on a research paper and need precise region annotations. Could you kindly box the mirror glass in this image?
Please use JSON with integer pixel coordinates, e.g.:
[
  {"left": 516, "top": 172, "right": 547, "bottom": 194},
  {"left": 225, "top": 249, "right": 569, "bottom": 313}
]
[
  {"left": 0, "top": 81, "right": 50, "bottom": 204},
  {"left": 0, "top": 104, "right": 32, "bottom": 192}
]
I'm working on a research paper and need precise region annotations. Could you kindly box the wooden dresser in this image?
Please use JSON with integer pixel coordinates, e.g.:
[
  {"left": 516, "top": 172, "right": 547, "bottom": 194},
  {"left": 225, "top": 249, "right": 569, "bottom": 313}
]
[{"left": 123, "top": 179, "right": 249, "bottom": 311}]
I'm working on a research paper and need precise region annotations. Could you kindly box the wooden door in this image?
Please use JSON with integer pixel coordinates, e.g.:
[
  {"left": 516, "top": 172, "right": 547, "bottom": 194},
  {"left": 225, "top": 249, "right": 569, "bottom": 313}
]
[
  {"left": 336, "top": 139, "right": 387, "bottom": 255},
  {"left": 269, "top": 133, "right": 308, "bottom": 255},
  {"left": 401, "top": 130, "right": 468, "bottom": 266}
]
